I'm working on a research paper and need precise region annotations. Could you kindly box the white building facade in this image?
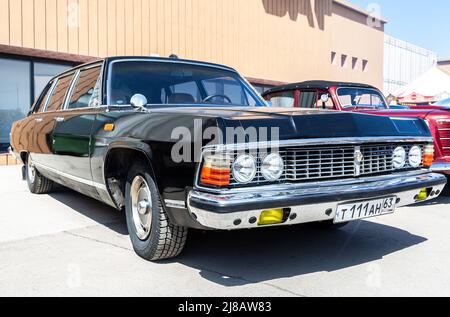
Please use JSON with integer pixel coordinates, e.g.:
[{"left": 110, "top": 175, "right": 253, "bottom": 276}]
[{"left": 384, "top": 35, "right": 437, "bottom": 95}]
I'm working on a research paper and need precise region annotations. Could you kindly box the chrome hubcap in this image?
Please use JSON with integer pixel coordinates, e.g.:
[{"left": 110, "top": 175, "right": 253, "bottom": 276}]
[
  {"left": 131, "top": 176, "right": 152, "bottom": 240},
  {"left": 27, "top": 157, "right": 36, "bottom": 183}
]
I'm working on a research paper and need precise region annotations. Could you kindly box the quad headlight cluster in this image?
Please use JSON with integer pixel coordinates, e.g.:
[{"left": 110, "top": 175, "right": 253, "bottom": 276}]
[
  {"left": 393, "top": 145, "right": 431, "bottom": 169},
  {"left": 200, "top": 152, "right": 285, "bottom": 187},
  {"left": 232, "top": 153, "right": 284, "bottom": 184}
]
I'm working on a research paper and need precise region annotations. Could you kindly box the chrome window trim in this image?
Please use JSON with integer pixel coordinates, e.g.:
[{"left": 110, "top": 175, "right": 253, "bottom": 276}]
[
  {"left": 41, "top": 62, "right": 105, "bottom": 114},
  {"left": 42, "top": 71, "right": 77, "bottom": 113},
  {"left": 62, "top": 69, "right": 81, "bottom": 111},
  {"left": 195, "top": 137, "right": 434, "bottom": 194},
  {"left": 39, "top": 79, "right": 58, "bottom": 113},
  {"left": 336, "top": 87, "right": 388, "bottom": 109},
  {"left": 62, "top": 62, "right": 104, "bottom": 112}
]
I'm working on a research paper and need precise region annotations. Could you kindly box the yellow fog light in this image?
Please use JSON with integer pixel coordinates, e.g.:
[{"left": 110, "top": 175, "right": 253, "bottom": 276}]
[
  {"left": 258, "top": 209, "right": 284, "bottom": 226},
  {"left": 416, "top": 188, "right": 430, "bottom": 202}
]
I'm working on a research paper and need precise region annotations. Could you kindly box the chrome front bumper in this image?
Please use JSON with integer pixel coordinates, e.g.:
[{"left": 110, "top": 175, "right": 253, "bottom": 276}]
[{"left": 187, "top": 171, "right": 447, "bottom": 230}]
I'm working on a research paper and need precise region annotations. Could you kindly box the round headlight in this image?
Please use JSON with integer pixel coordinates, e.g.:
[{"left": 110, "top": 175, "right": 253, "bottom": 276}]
[
  {"left": 232, "top": 155, "right": 257, "bottom": 183},
  {"left": 261, "top": 153, "right": 284, "bottom": 181},
  {"left": 393, "top": 147, "right": 406, "bottom": 169},
  {"left": 409, "top": 146, "right": 423, "bottom": 168}
]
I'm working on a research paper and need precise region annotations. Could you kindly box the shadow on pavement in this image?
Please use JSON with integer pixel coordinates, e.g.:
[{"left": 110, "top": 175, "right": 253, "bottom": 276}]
[
  {"left": 176, "top": 221, "right": 427, "bottom": 287},
  {"left": 45, "top": 187, "right": 428, "bottom": 287},
  {"left": 48, "top": 188, "right": 128, "bottom": 235}
]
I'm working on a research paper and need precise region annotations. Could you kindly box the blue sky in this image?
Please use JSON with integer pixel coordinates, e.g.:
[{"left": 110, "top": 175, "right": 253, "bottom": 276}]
[{"left": 349, "top": 0, "right": 450, "bottom": 59}]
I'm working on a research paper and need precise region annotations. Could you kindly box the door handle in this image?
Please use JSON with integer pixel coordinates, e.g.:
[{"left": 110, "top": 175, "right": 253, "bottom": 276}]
[
  {"left": 55, "top": 117, "right": 65, "bottom": 123},
  {"left": 35, "top": 118, "right": 43, "bottom": 123}
]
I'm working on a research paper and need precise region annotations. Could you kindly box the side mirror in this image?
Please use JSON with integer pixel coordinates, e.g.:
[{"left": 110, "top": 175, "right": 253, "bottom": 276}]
[
  {"left": 320, "top": 94, "right": 329, "bottom": 103},
  {"left": 130, "top": 94, "right": 148, "bottom": 109}
]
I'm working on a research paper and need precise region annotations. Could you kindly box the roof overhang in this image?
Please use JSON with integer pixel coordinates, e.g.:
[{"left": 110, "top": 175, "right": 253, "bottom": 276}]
[{"left": 333, "top": 0, "right": 388, "bottom": 24}]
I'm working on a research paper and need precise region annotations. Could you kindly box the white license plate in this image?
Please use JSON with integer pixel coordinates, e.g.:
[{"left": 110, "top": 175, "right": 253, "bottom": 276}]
[{"left": 334, "top": 196, "right": 397, "bottom": 224}]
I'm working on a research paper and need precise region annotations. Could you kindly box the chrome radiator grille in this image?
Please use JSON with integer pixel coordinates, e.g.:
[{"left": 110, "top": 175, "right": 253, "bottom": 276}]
[
  {"left": 283, "top": 147, "right": 355, "bottom": 181},
  {"left": 437, "top": 120, "right": 450, "bottom": 156},
  {"left": 228, "top": 143, "right": 424, "bottom": 187}
]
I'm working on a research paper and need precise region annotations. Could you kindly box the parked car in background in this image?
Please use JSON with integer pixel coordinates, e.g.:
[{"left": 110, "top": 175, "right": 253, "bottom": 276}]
[
  {"left": 435, "top": 98, "right": 450, "bottom": 107},
  {"left": 409, "top": 97, "right": 450, "bottom": 110},
  {"left": 10, "top": 59, "right": 447, "bottom": 261},
  {"left": 263, "top": 81, "right": 450, "bottom": 194},
  {"left": 389, "top": 105, "right": 410, "bottom": 110}
]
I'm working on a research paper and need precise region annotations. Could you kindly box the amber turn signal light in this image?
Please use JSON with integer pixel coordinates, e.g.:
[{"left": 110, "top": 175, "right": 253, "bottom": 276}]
[
  {"left": 104, "top": 123, "right": 115, "bottom": 132},
  {"left": 423, "top": 144, "right": 434, "bottom": 168},
  {"left": 200, "top": 154, "right": 231, "bottom": 187}
]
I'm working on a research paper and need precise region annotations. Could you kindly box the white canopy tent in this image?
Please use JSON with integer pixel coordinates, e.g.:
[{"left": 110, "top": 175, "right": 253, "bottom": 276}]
[{"left": 393, "top": 67, "right": 450, "bottom": 104}]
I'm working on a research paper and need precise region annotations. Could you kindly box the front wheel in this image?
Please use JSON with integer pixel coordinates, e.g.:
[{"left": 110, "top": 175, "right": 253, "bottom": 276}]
[
  {"left": 125, "top": 163, "right": 188, "bottom": 261},
  {"left": 26, "top": 155, "right": 54, "bottom": 194}
]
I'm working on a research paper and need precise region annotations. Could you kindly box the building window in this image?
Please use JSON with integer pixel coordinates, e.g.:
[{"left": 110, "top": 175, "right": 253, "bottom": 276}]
[
  {"left": 331, "top": 52, "right": 337, "bottom": 66},
  {"left": 341, "top": 54, "right": 348, "bottom": 68},
  {"left": 0, "top": 56, "right": 74, "bottom": 151},
  {"left": 0, "top": 58, "right": 31, "bottom": 147},
  {"left": 34, "top": 63, "right": 72, "bottom": 100},
  {"left": 363, "top": 59, "right": 369, "bottom": 72},
  {"left": 352, "top": 57, "right": 358, "bottom": 70}
]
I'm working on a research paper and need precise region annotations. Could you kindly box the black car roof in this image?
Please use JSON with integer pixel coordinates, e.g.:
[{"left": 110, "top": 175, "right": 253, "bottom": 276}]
[
  {"left": 50, "top": 56, "right": 237, "bottom": 82},
  {"left": 105, "top": 56, "right": 237, "bottom": 71},
  {"left": 262, "top": 80, "right": 378, "bottom": 96}
]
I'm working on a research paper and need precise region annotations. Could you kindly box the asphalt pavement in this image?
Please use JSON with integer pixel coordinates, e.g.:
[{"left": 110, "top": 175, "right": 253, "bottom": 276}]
[{"left": 1, "top": 165, "right": 450, "bottom": 297}]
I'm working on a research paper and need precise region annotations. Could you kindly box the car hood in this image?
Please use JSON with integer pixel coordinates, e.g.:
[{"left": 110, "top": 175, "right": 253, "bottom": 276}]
[{"left": 151, "top": 106, "right": 431, "bottom": 140}]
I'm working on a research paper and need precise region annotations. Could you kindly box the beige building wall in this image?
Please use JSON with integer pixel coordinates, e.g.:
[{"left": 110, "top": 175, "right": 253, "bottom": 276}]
[{"left": 0, "top": 0, "right": 385, "bottom": 88}]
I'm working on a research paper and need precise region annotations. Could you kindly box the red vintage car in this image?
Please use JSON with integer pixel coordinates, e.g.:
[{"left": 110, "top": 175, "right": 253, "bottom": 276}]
[{"left": 262, "top": 81, "right": 450, "bottom": 193}]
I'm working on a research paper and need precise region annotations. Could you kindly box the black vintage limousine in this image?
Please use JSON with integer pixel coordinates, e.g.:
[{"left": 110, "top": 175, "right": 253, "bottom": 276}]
[{"left": 10, "top": 56, "right": 447, "bottom": 261}]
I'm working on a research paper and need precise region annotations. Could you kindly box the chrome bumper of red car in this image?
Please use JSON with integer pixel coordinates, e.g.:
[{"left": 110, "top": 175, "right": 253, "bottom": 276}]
[{"left": 432, "top": 163, "right": 450, "bottom": 173}]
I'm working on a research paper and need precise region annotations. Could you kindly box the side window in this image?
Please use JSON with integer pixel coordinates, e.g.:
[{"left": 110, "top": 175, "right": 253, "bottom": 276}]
[
  {"left": 34, "top": 81, "right": 54, "bottom": 113},
  {"left": 299, "top": 91, "right": 317, "bottom": 109},
  {"left": 67, "top": 66, "right": 102, "bottom": 109},
  {"left": 89, "top": 76, "right": 102, "bottom": 108},
  {"left": 45, "top": 74, "right": 75, "bottom": 112},
  {"left": 268, "top": 91, "right": 295, "bottom": 108}
]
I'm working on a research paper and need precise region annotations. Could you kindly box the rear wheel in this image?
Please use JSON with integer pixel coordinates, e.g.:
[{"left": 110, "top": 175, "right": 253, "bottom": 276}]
[
  {"left": 310, "top": 220, "right": 350, "bottom": 230},
  {"left": 26, "top": 155, "right": 54, "bottom": 194},
  {"left": 125, "top": 162, "right": 188, "bottom": 261}
]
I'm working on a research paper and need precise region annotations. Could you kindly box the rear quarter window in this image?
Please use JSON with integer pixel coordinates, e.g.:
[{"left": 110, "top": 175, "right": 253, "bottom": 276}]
[
  {"left": 33, "top": 81, "right": 54, "bottom": 113},
  {"left": 45, "top": 74, "right": 75, "bottom": 112}
]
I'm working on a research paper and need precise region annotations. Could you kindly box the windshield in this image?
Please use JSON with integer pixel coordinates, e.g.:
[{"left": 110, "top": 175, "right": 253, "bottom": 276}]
[
  {"left": 435, "top": 98, "right": 450, "bottom": 106},
  {"left": 337, "top": 87, "right": 388, "bottom": 109},
  {"left": 108, "top": 60, "right": 265, "bottom": 107}
]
